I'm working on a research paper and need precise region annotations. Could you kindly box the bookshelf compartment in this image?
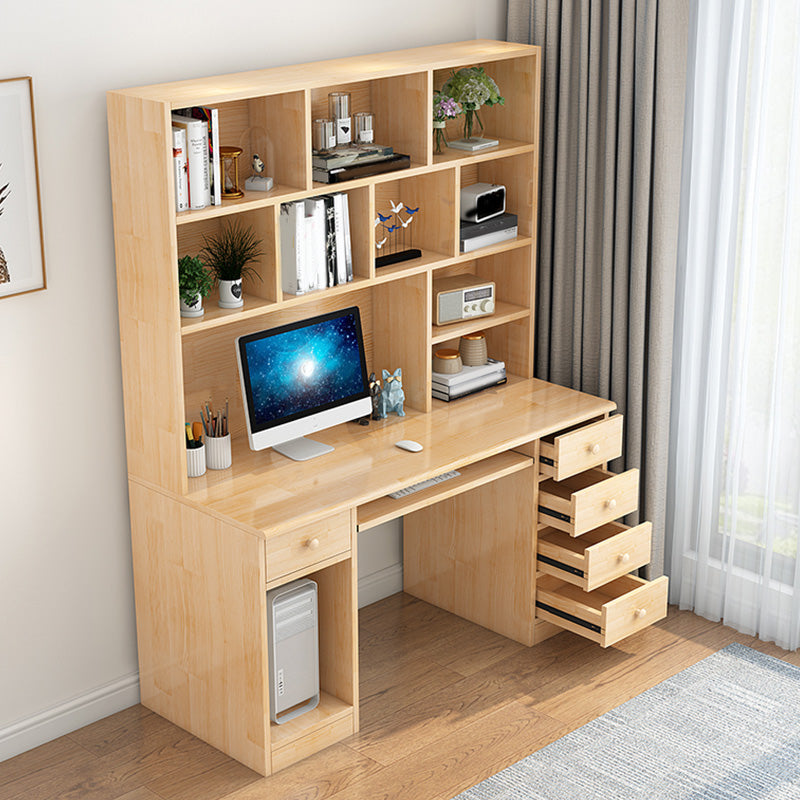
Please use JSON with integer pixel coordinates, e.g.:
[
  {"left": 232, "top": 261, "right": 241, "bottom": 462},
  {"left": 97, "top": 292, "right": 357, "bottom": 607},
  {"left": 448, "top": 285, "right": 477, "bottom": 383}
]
[
  {"left": 372, "top": 271, "right": 430, "bottom": 414},
  {"left": 269, "top": 555, "right": 357, "bottom": 769},
  {"left": 311, "top": 72, "right": 428, "bottom": 171},
  {"left": 177, "top": 206, "right": 279, "bottom": 329},
  {"left": 212, "top": 91, "right": 309, "bottom": 193},
  {"left": 431, "top": 245, "right": 534, "bottom": 378},
  {"left": 433, "top": 54, "right": 538, "bottom": 149},
  {"left": 279, "top": 186, "right": 373, "bottom": 302},
  {"left": 374, "top": 170, "right": 457, "bottom": 270},
  {"left": 460, "top": 152, "right": 536, "bottom": 240}
]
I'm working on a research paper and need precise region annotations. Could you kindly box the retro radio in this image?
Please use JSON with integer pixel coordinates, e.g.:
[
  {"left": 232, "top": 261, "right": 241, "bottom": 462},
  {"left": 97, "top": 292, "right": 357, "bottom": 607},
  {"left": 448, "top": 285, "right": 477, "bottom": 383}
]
[{"left": 434, "top": 274, "right": 496, "bottom": 326}]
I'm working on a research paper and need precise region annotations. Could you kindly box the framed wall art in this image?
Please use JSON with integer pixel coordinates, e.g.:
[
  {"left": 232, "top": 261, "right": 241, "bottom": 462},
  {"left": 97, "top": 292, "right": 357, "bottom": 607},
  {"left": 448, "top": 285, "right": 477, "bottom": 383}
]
[{"left": 0, "top": 76, "right": 46, "bottom": 299}]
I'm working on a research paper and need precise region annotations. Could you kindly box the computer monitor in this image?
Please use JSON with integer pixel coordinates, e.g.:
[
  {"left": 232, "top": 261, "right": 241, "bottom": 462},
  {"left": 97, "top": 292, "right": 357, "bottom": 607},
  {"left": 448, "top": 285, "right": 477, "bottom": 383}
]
[{"left": 236, "top": 306, "right": 372, "bottom": 461}]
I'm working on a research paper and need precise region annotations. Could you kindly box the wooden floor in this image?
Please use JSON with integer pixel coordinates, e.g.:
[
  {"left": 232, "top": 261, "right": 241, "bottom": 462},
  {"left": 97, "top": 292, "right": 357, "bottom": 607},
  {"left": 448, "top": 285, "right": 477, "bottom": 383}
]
[{"left": 3, "top": 596, "right": 800, "bottom": 800}]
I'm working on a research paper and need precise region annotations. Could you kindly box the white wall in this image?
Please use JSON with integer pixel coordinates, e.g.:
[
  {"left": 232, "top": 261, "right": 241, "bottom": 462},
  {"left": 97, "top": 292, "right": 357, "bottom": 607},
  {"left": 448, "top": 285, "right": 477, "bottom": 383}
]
[{"left": 0, "top": 0, "right": 507, "bottom": 762}]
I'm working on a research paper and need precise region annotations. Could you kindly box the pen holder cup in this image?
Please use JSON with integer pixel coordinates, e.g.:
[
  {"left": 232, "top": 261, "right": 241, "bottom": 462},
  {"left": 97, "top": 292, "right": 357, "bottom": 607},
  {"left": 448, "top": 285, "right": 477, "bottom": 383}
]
[
  {"left": 187, "top": 444, "right": 206, "bottom": 478},
  {"left": 206, "top": 434, "right": 232, "bottom": 470}
]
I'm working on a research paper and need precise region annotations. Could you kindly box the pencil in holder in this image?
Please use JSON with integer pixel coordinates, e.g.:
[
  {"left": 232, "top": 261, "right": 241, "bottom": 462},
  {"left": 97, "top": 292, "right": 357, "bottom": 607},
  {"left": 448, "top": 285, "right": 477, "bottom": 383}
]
[
  {"left": 187, "top": 444, "right": 206, "bottom": 478},
  {"left": 206, "top": 434, "right": 232, "bottom": 470}
]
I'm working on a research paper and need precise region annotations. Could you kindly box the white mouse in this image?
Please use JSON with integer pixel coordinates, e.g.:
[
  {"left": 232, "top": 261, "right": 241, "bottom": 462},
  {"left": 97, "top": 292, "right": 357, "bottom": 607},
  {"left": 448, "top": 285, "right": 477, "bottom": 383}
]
[{"left": 395, "top": 439, "right": 423, "bottom": 453}]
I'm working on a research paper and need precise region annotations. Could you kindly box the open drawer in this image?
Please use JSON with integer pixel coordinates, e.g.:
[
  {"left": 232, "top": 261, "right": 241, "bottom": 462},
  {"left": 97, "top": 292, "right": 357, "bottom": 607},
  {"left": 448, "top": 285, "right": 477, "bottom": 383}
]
[
  {"left": 537, "top": 521, "right": 652, "bottom": 591},
  {"left": 536, "top": 573, "right": 668, "bottom": 648},
  {"left": 538, "top": 468, "right": 639, "bottom": 537},
  {"left": 539, "top": 415, "right": 623, "bottom": 481}
]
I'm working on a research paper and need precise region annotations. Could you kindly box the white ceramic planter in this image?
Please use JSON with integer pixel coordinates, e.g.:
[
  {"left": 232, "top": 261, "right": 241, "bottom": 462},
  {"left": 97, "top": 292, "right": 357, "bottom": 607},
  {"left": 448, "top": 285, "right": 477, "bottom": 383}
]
[
  {"left": 218, "top": 279, "right": 243, "bottom": 309},
  {"left": 180, "top": 293, "right": 204, "bottom": 318}
]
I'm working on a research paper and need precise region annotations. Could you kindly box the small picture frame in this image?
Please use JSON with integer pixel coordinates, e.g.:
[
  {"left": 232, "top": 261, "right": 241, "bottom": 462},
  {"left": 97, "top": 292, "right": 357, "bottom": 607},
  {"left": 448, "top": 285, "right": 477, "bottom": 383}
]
[{"left": 0, "top": 76, "right": 46, "bottom": 299}]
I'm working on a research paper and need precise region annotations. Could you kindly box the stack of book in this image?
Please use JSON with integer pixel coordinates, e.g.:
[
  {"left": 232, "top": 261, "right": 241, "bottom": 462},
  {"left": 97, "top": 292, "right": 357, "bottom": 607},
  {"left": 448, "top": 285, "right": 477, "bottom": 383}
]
[
  {"left": 280, "top": 193, "right": 353, "bottom": 295},
  {"left": 172, "top": 106, "right": 222, "bottom": 212},
  {"left": 431, "top": 359, "right": 507, "bottom": 401},
  {"left": 312, "top": 144, "right": 410, "bottom": 184}
]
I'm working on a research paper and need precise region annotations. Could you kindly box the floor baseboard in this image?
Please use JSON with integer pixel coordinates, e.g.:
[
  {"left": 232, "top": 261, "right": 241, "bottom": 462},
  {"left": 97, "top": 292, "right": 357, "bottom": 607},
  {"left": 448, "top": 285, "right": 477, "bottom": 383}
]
[
  {"left": 358, "top": 563, "right": 403, "bottom": 608},
  {"left": 0, "top": 672, "right": 140, "bottom": 763}
]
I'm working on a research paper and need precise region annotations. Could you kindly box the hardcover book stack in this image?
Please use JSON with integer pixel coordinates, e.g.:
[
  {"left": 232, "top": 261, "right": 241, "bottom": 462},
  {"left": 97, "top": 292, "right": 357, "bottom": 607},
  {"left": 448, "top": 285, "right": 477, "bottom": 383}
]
[
  {"left": 172, "top": 106, "right": 221, "bottom": 211},
  {"left": 312, "top": 144, "right": 410, "bottom": 184},
  {"left": 431, "top": 359, "right": 507, "bottom": 401},
  {"left": 280, "top": 194, "right": 353, "bottom": 295}
]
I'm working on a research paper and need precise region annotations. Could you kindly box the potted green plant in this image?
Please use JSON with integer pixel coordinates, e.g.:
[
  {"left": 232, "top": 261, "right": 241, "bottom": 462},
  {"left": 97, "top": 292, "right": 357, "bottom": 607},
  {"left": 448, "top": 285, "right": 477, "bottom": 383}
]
[
  {"left": 201, "top": 220, "right": 264, "bottom": 309},
  {"left": 178, "top": 254, "right": 214, "bottom": 318}
]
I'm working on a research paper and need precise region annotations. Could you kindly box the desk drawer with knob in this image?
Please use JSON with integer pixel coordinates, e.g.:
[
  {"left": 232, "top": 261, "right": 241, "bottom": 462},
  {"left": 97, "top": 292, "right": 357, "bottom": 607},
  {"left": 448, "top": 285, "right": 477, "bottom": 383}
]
[
  {"left": 538, "top": 468, "right": 639, "bottom": 537},
  {"left": 539, "top": 415, "right": 623, "bottom": 481},
  {"left": 266, "top": 510, "right": 352, "bottom": 584},
  {"left": 537, "top": 521, "right": 652, "bottom": 592},
  {"left": 536, "top": 573, "right": 668, "bottom": 648}
]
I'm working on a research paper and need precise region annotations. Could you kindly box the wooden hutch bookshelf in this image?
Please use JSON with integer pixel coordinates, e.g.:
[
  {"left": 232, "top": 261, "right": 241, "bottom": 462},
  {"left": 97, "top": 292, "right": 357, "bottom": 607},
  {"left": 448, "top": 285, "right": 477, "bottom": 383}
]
[{"left": 107, "top": 39, "right": 667, "bottom": 778}]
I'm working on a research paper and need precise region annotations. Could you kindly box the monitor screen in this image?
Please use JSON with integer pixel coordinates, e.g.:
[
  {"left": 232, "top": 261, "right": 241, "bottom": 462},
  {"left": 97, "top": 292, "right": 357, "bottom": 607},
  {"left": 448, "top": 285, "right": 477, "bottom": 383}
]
[{"left": 236, "top": 307, "right": 371, "bottom": 457}]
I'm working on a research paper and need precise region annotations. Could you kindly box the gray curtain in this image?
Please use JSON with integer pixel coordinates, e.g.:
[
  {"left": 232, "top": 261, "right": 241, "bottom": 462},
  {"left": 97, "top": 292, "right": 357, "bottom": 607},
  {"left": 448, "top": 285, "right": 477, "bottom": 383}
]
[{"left": 507, "top": 0, "right": 688, "bottom": 577}]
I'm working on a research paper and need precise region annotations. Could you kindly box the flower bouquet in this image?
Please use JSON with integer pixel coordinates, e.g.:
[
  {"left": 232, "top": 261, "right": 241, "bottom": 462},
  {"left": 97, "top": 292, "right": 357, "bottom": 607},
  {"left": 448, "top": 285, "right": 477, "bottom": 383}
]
[
  {"left": 432, "top": 91, "right": 461, "bottom": 154},
  {"left": 440, "top": 66, "right": 505, "bottom": 150}
]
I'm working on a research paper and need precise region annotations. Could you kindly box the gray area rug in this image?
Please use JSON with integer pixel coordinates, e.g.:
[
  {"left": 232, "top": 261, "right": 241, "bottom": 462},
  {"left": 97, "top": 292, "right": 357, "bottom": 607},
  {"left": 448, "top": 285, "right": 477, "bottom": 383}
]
[{"left": 454, "top": 644, "right": 800, "bottom": 799}]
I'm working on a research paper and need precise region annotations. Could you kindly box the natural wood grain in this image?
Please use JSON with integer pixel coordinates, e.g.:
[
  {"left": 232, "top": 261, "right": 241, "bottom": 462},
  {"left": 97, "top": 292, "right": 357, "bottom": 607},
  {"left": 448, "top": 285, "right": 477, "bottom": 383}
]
[
  {"left": 2, "top": 724, "right": 228, "bottom": 800},
  {"left": 538, "top": 467, "right": 640, "bottom": 537},
  {"left": 115, "top": 41, "right": 538, "bottom": 105},
  {"left": 264, "top": 509, "right": 351, "bottom": 584},
  {"left": 536, "top": 573, "right": 669, "bottom": 648},
  {"left": 538, "top": 521, "right": 653, "bottom": 591},
  {"left": 404, "top": 465, "right": 537, "bottom": 645},
  {"left": 0, "top": 737, "right": 96, "bottom": 797},
  {"left": 539, "top": 414, "right": 624, "bottom": 481},
  {"left": 219, "top": 743, "right": 380, "bottom": 800},
  {"left": 357, "top": 450, "right": 532, "bottom": 531},
  {"left": 128, "top": 481, "right": 269, "bottom": 776},
  {"left": 66, "top": 706, "right": 161, "bottom": 758},
  {"left": 144, "top": 759, "right": 256, "bottom": 800},
  {"left": 9, "top": 601, "right": 800, "bottom": 800},
  {"left": 107, "top": 92, "right": 186, "bottom": 495},
  {"left": 185, "top": 379, "right": 615, "bottom": 535}
]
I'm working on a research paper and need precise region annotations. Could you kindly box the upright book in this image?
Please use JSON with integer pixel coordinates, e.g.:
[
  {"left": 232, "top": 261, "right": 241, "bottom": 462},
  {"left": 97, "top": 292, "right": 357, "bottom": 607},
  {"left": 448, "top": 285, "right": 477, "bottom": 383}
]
[
  {"left": 175, "top": 107, "right": 221, "bottom": 206},
  {"left": 171, "top": 114, "right": 210, "bottom": 209},
  {"left": 304, "top": 198, "right": 327, "bottom": 292},
  {"left": 171, "top": 127, "right": 189, "bottom": 213},
  {"left": 279, "top": 202, "right": 306, "bottom": 295}
]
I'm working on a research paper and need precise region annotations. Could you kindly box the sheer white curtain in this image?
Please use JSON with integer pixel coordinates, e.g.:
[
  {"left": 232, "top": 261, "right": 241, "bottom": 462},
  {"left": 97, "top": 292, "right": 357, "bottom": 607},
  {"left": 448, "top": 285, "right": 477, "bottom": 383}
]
[{"left": 668, "top": 0, "right": 800, "bottom": 649}]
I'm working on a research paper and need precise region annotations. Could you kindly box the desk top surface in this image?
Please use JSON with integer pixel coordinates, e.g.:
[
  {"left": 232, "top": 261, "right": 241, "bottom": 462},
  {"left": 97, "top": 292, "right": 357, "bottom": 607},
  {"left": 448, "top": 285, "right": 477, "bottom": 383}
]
[{"left": 182, "top": 378, "right": 615, "bottom": 536}]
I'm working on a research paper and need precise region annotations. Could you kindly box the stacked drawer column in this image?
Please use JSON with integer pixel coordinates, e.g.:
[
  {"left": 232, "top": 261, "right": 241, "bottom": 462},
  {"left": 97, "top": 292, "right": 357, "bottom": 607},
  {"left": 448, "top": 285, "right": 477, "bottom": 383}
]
[{"left": 534, "top": 415, "right": 668, "bottom": 648}]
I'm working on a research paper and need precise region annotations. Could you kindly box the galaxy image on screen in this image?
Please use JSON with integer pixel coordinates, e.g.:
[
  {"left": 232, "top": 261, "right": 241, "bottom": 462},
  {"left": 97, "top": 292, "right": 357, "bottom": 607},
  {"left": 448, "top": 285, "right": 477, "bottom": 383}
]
[{"left": 243, "top": 312, "right": 367, "bottom": 430}]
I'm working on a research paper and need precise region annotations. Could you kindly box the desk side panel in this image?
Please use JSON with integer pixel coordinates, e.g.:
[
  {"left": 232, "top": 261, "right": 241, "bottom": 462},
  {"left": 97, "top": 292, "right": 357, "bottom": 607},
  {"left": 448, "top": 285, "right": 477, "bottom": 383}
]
[
  {"left": 129, "top": 480, "right": 270, "bottom": 775},
  {"left": 403, "top": 463, "right": 536, "bottom": 645}
]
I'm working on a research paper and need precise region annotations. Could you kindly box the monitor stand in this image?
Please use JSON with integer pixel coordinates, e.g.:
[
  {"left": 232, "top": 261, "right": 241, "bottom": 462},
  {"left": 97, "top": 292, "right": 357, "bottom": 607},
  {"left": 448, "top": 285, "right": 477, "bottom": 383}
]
[{"left": 272, "top": 437, "right": 335, "bottom": 462}]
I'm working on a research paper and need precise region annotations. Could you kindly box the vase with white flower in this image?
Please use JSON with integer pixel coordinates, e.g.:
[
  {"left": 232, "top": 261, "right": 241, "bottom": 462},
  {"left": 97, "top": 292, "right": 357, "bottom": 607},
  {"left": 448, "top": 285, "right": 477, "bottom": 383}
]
[
  {"left": 432, "top": 91, "right": 460, "bottom": 154},
  {"left": 440, "top": 66, "right": 505, "bottom": 151}
]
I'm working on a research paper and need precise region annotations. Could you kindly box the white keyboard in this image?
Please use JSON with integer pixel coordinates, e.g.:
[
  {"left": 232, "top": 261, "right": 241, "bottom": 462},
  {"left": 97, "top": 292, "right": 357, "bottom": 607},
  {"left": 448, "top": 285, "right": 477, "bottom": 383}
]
[{"left": 388, "top": 470, "right": 461, "bottom": 499}]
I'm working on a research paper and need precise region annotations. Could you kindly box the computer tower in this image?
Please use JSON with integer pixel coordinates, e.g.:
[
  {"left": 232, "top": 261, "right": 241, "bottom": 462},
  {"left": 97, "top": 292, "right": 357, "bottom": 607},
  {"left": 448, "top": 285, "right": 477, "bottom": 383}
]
[{"left": 266, "top": 578, "right": 320, "bottom": 724}]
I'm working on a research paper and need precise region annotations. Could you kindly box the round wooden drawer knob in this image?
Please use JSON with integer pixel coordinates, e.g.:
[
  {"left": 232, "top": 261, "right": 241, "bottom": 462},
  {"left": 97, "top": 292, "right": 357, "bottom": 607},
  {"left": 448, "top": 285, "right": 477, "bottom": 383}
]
[
  {"left": 606, "top": 498, "right": 617, "bottom": 511},
  {"left": 306, "top": 537, "right": 320, "bottom": 550},
  {"left": 590, "top": 443, "right": 601, "bottom": 455},
  {"left": 634, "top": 608, "right": 647, "bottom": 619},
  {"left": 618, "top": 552, "right": 630, "bottom": 564}
]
